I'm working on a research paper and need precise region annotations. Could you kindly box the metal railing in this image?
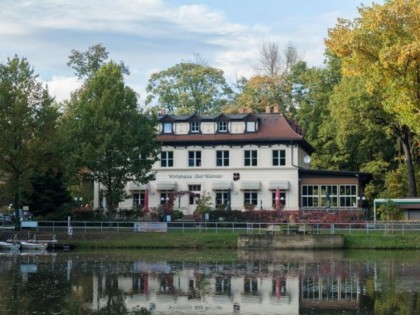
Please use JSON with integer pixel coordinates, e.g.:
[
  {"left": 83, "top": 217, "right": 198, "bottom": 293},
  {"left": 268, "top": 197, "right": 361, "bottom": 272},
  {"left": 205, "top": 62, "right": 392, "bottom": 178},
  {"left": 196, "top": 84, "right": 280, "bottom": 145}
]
[{"left": 10, "top": 220, "right": 420, "bottom": 235}]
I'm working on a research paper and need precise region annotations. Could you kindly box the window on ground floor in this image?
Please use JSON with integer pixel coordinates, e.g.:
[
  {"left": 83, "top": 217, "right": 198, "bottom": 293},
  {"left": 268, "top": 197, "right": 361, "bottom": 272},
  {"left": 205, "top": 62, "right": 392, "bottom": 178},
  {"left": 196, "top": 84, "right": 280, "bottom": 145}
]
[
  {"left": 302, "top": 185, "right": 320, "bottom": 208},
  {"left": 160, "top": 191, "right": 173, "bottom": 204},
  {"left": 243, "top": 190, "right": 258, "bottom": 207},
  {"left": 339, "top": 185, "right": 357, "bottom": 207},
  {"left": 302, "top": 184, "right": 357, "bottom": 208},
  {"left": 215, "top": 190, "right": 230, "bottom": 209},
  {"left": 271, "top": 191, "right": 286, "bottom": 207},
  {"left": 132, "top": 191, "right": 145, "bottom": 208},
  {"left": 320, "top": 185, "right": 338, "bottom": 208}
]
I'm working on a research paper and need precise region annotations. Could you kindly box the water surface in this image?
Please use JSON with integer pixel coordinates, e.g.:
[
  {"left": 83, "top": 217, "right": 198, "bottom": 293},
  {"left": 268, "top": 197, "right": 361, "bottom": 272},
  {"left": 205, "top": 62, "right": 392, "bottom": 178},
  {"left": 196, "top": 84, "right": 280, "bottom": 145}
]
[{"left": 0, "top": 249, "right": 419, "bottom": 314}]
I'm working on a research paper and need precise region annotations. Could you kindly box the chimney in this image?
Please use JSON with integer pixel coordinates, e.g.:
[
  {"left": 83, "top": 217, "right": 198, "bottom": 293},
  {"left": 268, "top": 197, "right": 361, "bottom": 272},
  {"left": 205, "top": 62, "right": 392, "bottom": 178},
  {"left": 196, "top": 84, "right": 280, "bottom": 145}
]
[
  {"left": 273, "top": 104, "right": 279, "bottom": 113},
  {"left": 238, "top": 108, "right": 244, "bottom": 114},
  {"left": 265, "top": 106, "right": 271, "bottom": 113},
  {"left": 159, "top": 108, "right": 166, "bottom": 116},
  {"left": 246, "top": 107, "right": 252, "bottom": 113}
]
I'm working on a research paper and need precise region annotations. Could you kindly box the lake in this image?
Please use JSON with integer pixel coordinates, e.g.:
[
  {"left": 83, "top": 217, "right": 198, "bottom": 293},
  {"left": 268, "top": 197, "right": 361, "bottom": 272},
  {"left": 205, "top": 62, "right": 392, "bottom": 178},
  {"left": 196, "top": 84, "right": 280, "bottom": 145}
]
[{"left": 0, "top": 249, "right": 419, "bottom": 314}]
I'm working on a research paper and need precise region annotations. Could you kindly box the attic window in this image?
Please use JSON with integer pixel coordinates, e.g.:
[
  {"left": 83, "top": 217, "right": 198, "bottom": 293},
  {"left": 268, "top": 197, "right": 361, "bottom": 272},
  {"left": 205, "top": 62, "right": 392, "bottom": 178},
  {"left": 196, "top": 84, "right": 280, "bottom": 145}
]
[
  {"left": 163, "top": 122, "right": 172, "bottom": 134},
  {"left": 218, "top": 121, "right": 228, "bottom": 132},
  {"left": 246, "top": 121, "right": 256, "bottom": 132},
  {"left": 191, "top": 121, "right": 200, "bottom": 133}
]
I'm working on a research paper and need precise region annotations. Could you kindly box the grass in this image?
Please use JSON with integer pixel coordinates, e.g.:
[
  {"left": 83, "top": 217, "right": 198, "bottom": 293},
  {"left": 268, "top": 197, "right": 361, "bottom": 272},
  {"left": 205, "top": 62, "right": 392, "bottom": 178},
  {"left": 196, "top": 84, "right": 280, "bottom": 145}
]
[
  {"left": 47, "top": 229, "right": 420, "bottom": 250},
  {"left": 343, "top": 234, "right": 420, "bottom": 249}
]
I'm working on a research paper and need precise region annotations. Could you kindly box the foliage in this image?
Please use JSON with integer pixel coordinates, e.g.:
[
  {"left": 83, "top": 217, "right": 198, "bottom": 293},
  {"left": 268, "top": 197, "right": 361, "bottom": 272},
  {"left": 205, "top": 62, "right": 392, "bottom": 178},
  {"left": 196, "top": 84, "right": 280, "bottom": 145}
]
[
  {"left": 231, "top": 42, "right": 299, "bottom": 115},
  {"left": 326, "top": 0, "right": 419, "bottom": 196},
  {"left": 0, "top": 56, "right": 59, "bottom": 219},
  {"left": 172, "top": 209, "right": 183, "bottom": 220},
  {"left": 194, "top": 192, "right": 212, "bottom": 215},
  {"left": 63, "top": 62, "right": 160, "bottom": 220},
  {"left": 23, "top": 168, "right": 72, "bottom": 217},
  {"left": 146, "top": 62, "right": 233, "bottom": 114},
  {"left": 377, "top": 199, "right": 403, "bottom": 221},
  {"left": 67, "top": 43, "right": 129, "bottom": 79},
  {"left": 292, "top": 56, "right": 342, "bottom": 170}
]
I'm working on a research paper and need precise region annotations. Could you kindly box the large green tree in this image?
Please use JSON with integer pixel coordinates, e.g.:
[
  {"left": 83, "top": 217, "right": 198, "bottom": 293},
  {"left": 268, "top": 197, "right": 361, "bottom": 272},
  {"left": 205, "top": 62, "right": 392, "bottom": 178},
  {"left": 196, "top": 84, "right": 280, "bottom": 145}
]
[
  {"left": 63, "top": 62, "right": 160, "bottom": 220},
  {"left": 326, "top": 0, "right": 419, "bottom": 196},
  {"left": 0, "top": 56, "right": 59, "bottom": 223},
  {"left": 146, "top": 62, "right": 233, "bottom": 114}
]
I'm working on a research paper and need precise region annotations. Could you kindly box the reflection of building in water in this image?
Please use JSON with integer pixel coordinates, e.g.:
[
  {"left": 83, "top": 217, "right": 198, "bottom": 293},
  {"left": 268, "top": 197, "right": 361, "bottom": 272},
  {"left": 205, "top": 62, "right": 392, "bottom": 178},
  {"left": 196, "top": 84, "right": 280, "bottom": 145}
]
[
  {"left": 87, "top": 261, "right": 364, "bottom": 314},
  {"left": 90, "top": 262, "right": 299, "bottom": 314},
  {"left": 300, "top": 268, "right": 361, "bottom": 313}
]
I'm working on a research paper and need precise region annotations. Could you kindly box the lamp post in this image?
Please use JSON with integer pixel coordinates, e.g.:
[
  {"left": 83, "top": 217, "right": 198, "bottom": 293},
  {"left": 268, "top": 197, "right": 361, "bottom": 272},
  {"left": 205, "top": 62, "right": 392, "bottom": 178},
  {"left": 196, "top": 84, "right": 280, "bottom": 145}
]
[
  {"left": 358, "top": 196, "right": 366, "bottom": 221},
  {"left": 227, "top": 188, "right": 231, "bottom": 211}
]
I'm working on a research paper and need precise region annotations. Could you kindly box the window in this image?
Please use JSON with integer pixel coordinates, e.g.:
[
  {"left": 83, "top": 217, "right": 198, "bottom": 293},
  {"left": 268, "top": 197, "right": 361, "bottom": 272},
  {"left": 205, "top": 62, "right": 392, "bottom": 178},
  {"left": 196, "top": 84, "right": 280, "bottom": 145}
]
[
  {"left": 244, "top": 277, "right": 258, "bottom": 294},
  {"left": 216, "top": 150, "right": 229, "bottom": 167},
  {"left": 132, "top": 191, "right": 145, "bottom": 207},
  {"left": 244, "top": 190, "right": 258, "bottom": 206},
  {"left": 218, "top": 121, "right": 228, "bottom": 132},
  {"left": 160, "top": 191, "right": 172, "bottom": 204},
  {"left": 163, "top": 122, "right": 172, "bottom": 134},
  {"left": 160, "top": 151, "right": 173, "bottom": 167},
  {"left": 190, "top": 121, "right": 200, "bottom": 133},
  {"left": 320, "top": 185, "right": 338, "bottom": 208},
  {"left": 215, "top": 277, "right": 231, "bottom": 295},
  {"left": 302, "top": 185, "right": 319, "bottom": 207},
  {"left": 271, "top": 191, "right": 286, "bottom": 207},
  {"left": 246, "top": 121, "right": 256, "bottom": 132},
  {"left": 272, "top": 150, "right": 286, "bottom": 166},
  {"left": 339, "top": 185, "right": 357, "bottom": 207},
  {"left": 272, "top": 279, "right": 286, "bottom": 297},
  {"left": 244, "top": 150, "right": 257, "bottom": 166},
  {"left": 188, "top": 151, "right": 201, "bottom": 167},
  {"left": 215, "top": 190, "right": 230, "bottom": 208}
]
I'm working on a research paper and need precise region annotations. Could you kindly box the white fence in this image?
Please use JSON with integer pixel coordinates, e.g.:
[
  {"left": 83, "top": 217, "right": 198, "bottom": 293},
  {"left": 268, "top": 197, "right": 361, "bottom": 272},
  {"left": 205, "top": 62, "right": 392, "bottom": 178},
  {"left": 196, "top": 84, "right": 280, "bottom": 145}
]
[{"left": 10, "top": 220, "right": 420, "bottom": 235}]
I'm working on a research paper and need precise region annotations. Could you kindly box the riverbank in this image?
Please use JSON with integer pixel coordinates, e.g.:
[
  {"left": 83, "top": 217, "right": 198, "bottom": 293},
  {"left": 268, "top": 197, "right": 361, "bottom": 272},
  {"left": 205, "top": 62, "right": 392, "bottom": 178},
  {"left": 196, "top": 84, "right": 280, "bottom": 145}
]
[{"left": 44, "top": 230, "right": 420, "bottom": 250}]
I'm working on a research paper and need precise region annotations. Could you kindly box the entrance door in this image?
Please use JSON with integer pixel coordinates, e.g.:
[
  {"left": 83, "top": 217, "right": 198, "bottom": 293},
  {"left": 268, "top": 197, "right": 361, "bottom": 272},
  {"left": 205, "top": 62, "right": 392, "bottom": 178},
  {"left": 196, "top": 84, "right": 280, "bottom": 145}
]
[{"left": 188, "top": 185, "right": 201, "bottom": 214}]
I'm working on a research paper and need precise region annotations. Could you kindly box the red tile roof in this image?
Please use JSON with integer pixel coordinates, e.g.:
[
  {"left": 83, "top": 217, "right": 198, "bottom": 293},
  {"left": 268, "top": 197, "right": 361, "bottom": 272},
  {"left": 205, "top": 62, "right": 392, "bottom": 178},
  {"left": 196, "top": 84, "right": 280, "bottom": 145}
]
[{"left": 157, "top": 113, "right": 314, "bottom": 152}]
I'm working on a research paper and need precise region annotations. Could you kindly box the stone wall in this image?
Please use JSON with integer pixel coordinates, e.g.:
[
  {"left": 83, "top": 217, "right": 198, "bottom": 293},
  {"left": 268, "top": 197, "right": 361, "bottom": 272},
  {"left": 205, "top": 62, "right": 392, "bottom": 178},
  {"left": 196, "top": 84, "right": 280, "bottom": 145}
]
[{"left": 237, "top": 234, "right": 344, "bottom": 249}]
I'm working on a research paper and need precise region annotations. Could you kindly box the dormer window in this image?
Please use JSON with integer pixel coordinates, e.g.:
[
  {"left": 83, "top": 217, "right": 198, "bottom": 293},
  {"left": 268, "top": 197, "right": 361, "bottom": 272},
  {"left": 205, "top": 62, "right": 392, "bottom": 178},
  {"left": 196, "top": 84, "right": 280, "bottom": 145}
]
[
  {"left": 247, "top": 121, "right": 256, "bottom": 132},
  {"left": 163, "top": 122, "right": 172, "bottom": 134},
  {"left": 191, "top": 121, "right": 200, "bottom": 133},
  {"left": 218, "top": 121, "right": 228, "bottom": 132}
]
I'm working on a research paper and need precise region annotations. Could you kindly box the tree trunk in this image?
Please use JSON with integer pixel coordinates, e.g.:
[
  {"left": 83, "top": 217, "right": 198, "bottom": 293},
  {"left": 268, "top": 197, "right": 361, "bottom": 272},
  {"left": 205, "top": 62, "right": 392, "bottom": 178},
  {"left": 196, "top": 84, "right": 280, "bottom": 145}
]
[
  {"left": 399, "top": 125, "right": 418, "bottom": 197},
  {"left": 13, "top": 173, "right": 21, "bottom": 230}
]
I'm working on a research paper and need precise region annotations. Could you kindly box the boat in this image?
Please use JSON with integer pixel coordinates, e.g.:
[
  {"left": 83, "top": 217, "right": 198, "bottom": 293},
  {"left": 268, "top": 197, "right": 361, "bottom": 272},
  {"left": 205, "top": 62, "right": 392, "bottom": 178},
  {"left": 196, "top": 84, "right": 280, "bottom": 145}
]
[
  {"left": 0, "top": 241, "right": 20, "bottom": 251},
  {"left": 19, "top": 241, "right": 48, "bottom": 251}
]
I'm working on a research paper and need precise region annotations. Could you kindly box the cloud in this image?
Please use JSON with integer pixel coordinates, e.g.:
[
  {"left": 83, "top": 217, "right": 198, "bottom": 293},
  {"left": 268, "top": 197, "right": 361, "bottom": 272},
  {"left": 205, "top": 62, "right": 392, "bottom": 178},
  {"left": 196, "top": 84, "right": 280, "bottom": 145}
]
[
  {"left": 44, "top": 76, "right": 81, "bottom": 102},
  {"left": 1, "top": 0, "right": 370, "bottom": 102}
]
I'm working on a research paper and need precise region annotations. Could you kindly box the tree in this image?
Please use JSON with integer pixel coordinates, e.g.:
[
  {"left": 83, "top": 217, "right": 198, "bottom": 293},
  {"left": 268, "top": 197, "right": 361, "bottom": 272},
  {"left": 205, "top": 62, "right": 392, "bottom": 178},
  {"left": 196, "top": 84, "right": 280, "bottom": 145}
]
[
  {"left": 145, "top": 62, "right": 233, "bottom": 114},
  {"left": 0, "top": 56, "right": 59, "bottom": 226},
  {"left": 67, "top": 43, "right": 129, "bottom": 79},
  {"left": 256, "top": 42, "right": 299, "bottom": 77},
  {"left": 325, "top": 0, "right": 419, "bottom": 196},
  {"left": 233, "top": 42, "right": 299, "bottom": 115},
  {"left": 292, "top": 56, "right": 342, "bottom": 169},
  {"left": 23, "top": 169, "right": 72, "bottom": 219},
  {"left": 63, "top": 62, "right": 160, "bottom": 220}
]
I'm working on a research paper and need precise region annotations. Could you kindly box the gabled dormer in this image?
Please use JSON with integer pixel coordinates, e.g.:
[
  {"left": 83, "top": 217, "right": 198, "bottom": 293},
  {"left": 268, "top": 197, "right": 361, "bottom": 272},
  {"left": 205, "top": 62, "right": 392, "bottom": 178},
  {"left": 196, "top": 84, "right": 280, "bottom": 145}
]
[
  {"left": 188, "top": 114, "right": 202, "bottom": 134},
  {"left": 215, "top": 114, "right": 230, "bottom": 133},
  {"left": 244, "top": 113, "right": 259, "bottom": 133},
  {"left": 159, "top": 114, "right": 176, "bottom": 134}
]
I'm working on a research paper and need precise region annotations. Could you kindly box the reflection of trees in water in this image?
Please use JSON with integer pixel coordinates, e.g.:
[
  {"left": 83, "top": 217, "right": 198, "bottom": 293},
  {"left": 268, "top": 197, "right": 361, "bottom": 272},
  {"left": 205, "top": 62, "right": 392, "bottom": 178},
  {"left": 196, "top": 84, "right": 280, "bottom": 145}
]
[{"left": 0, "top": 253, "right": 418, "bottom": 314}]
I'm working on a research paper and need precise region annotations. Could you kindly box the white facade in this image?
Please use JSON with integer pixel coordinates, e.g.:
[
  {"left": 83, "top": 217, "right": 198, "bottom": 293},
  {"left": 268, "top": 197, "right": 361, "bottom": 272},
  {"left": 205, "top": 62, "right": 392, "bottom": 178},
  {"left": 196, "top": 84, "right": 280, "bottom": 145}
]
[
  {"left": 94, "top": 111, "right": 313, "bottom": 215},
  {"left": 93, "top": 111, "right": 369, "bottom": 215}
]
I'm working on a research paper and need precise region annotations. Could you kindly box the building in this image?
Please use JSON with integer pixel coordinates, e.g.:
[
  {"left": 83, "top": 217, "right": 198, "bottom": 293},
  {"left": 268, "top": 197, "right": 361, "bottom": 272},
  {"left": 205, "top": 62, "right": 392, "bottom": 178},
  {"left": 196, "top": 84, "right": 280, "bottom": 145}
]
[{"left": 94, "top": 106, "right": 371, "bottom": 216}]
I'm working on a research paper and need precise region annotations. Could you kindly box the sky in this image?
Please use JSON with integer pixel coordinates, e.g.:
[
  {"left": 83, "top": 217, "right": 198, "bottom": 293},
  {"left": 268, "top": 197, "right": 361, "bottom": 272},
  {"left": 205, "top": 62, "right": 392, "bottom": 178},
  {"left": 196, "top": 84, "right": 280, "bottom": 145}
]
[{"left": 0, "top": 0, "right": 382, "bottom": 103}]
